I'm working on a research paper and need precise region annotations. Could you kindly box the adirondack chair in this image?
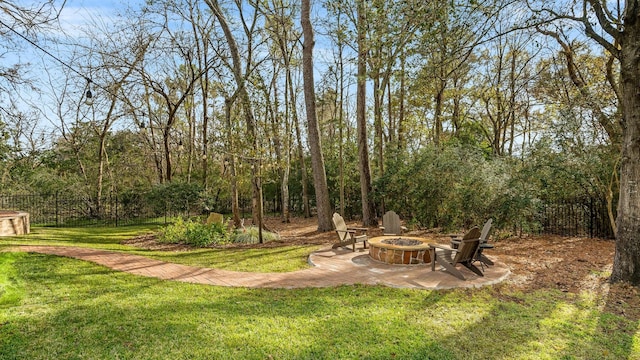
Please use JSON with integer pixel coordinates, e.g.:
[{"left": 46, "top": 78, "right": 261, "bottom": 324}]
[
  {"left": 450, "top": 218, "right": 491, "bottom": 247},
  {"left": 205, "top": 212, "right": 224, "bottom": 226},
  {"left": 380, "top": 210, "right": 407, "bottom": 235},
  {"left": 332, "top": 213, "right": 368, "bottom": 252},
  {"left": 474, "top": 219, "right": 494, "bottom": 269},
  {"left": 430, "top": 227, "right": 483, "bottom": 280},
  {"left": 450, "top": 219, "right": 494, "bottom": 269}
]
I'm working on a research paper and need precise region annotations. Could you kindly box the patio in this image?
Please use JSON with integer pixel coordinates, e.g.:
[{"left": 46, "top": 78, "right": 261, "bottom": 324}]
[{"left": 11, "top": 245, "right": 510, "bottom": 290}]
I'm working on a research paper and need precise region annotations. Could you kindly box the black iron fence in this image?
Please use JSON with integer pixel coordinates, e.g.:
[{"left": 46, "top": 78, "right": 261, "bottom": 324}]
[
  {"left": 0, "top": 193, "right": 616, "bottom": 238},
  {"left": 536, "top": 196, "right": 615, "bottom": 239},
  {"left": 0, "top": 192, "right": 258, "bottom": 227}
]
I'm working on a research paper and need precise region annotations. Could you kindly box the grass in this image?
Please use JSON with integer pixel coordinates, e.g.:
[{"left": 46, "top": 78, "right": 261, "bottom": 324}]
[
  {"left": 1, "top": 226, "right": 321, "bottom": 272},
  {"left": 1, "top": 226, "right": 639, "bottom": 359}
]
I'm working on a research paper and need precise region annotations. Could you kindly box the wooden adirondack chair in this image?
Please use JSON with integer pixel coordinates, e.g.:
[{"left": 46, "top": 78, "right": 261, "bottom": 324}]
[
  {"left": 430, "top": 227, "right": 483, "bottom": 280},
  {"left": 474, "top": 219, "right": 494, "bottom": 268},
  {"left": 332, "top": 213, "right": 368, "bottom": 252},
  {"left": 450, "top": 219, "right": 492, "bottom": 249},
  {"left": 380, "top": 210, "right": 407, "bottom": 235}
]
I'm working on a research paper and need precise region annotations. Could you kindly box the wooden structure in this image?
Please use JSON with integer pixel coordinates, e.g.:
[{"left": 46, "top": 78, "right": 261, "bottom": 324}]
[
  {"left": 450, "top": 219, "right": 494, "bottom": 268},
  {"left": 331, "top": 213, "right": 368, "bottom": 252},
  {"left": 430, "top": 227, "right": 483, "bottom": 280},
  {"left": 380, "top": 210, "right": 407, "bottom": 235}
]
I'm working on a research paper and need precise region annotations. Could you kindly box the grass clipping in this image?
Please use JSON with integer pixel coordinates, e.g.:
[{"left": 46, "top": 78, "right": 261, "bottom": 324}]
[{"left": 232, "top": 226, "right": 280, "bottom": 244}]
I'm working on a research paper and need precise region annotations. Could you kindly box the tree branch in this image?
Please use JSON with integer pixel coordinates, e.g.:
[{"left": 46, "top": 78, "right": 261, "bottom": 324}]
[{"left": 586, "top": 0, "right": 621, "bottom": 38}]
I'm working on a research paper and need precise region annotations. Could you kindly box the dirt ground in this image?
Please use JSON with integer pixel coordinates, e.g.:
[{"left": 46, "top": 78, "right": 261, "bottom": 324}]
[{"left": 125, "top": 216, "right": 640, "bottom": 320}]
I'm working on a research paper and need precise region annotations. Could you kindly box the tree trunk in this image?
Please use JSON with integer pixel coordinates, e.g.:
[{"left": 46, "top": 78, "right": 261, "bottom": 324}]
[
  {"left": 189, "top": 4, "right": 210, "bottom": 190},
  {"left": 433, "top": 79, "right": 445, "bottom": 146},
  {"left": 301, "top": 0, "right": 332, "bottom": 232},
  {"left": 268, "top": 66, "right": 288, "bottom": 222},
  {"left": 293, "top": 101, "right": 311, "bottom": 218},
  {"left": 356, "top": 0, "right": 377, "bottom": 227},
  {"left": 338, "top": 40, "right": 346, "bottom": 217},
  {"left": 612, "top": 26, "right": 640, "bottom": 284},
  {"left": 224, "top": 98, "right": 241, "bottom": 229},
  {"left": 373, "top": 75, "right": 384, "bottom": 177},
  {"left": 163, "top": 126, "right": 173, "bottom": 183},
  {"left": 186, "top": 99, "right": 195, "bottom": 183},
  {"left": 287, "top": 68, "right": 309, "bottom": 219},
  {"left": 398, "top": 55, "right": 406, "bottom": 151}
]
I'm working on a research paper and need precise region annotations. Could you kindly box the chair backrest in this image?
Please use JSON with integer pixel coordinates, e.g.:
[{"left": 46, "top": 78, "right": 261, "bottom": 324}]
[
  {"left": 332, "top": 213, "right": 349, "bottom": 242},
  {"left": 454, "top": 227, "right": 481, "bottom": 264},
  {"left": 382, "top": 210, "right": 403, "bottom": 235},
  {"left": 206, "top": 212, "right": 224, "bottom": 225},
  {"left": 479, "top": 218, "right": 493, "bottom": 243}
]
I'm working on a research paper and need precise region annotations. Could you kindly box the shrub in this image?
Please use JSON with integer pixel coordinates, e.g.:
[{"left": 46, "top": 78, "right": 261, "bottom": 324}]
[
  {"left": 159, "top": 217, "right": 229, "bottom": 247},
  {"left": 145, "top": 182, "right": 205, "bottom": 216},
  {"left": 231, "top": 226, "right": 280, "bottom": 244}
]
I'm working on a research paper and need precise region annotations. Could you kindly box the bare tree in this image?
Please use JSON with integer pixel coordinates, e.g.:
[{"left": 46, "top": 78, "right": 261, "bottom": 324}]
[
  {"left": 301, "top": 0, "right": 333, "bottom": 231},
  {"left": 356, "top": 0, "right": 377, "bottom": 226},
  {"left": 205, "top": 0, "right": 266, "bottom": 241}
]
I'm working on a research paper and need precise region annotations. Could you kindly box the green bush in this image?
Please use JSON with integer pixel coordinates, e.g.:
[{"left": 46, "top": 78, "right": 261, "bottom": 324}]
[
  {"left": 159, "top": 217, "right": 229, "bottom": 247},
  {"left": 375, "top": 144, "right": 503, "bottom": 230},
  {"left": 145, "top": 182, "right": 205, "bottom": 216}
]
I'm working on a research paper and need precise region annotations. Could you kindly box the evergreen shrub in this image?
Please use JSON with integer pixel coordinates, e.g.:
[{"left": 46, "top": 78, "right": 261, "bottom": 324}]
[{"left": 159, "top": 217, "right": 229, "bottom": 247}]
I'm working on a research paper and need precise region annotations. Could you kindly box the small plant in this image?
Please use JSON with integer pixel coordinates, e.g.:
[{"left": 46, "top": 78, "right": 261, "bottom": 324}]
[
  {"left": 159, "top": 217, "right": 229, "bottom": 247},
  {"left": 231, "top": 226, "right": 280, "bottom": 244}
]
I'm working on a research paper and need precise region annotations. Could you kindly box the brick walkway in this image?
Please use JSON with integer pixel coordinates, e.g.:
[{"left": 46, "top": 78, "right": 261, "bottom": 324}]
[{"left": 9, "top": 245, "right": 510, "bottom": 290}]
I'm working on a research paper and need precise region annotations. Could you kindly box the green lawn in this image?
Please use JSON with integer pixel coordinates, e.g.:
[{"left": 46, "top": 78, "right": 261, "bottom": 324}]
[
  {"left": 0, "top": 226, "right": 320, "bottom": 272},
  {"left": 1, "top": 227, "right": 639, "bottom": 359}
]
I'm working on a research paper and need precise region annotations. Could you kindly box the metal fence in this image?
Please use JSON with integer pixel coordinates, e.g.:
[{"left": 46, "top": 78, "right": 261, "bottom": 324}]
[
  {"left": 0, "top": 192, "right": 254, "bottom": 227},
  {"left": 0, "top": 193, "right": 617, "bottom": 238},
  {"left": 536, "top": 196, "right": 615, "bottom": 239}
]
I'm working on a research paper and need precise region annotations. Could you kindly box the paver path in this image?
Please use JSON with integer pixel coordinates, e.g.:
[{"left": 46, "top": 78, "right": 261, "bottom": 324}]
[{"left": 8, "top": 245, "right": 510, "bottom": 290}]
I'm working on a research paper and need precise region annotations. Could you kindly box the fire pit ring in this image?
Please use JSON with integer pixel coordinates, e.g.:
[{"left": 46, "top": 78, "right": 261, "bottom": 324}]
[{"left": 368, "top": 236, "right": 433, "bottom": 265}]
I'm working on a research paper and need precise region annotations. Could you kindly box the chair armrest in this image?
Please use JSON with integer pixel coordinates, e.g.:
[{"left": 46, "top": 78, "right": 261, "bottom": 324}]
[
  {"left": 348, "top": 227, "right": 368, "bottom": 232},
  {"left": 429, "top": 243, "right": 455, "bottom": 251},
  {"left": 449, "top": 238, "right": 461, "bottom": 249},
  {"left": 336, "top": 229, "right": 356, "bottom": 234}
]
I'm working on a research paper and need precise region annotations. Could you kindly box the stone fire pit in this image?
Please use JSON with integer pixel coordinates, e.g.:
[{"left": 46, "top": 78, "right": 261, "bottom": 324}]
[{"left": 368, "top": 236, "right": 433, "bottom": 265}]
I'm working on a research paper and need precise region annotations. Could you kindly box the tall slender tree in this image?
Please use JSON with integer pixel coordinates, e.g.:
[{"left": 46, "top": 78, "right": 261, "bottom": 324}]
[
  {"left": 356, "top": 0, "right": 377, "bottom": 226},
  {"left": 301, "top": 0, "right": 333, "bottom": 231},
  {"left": 205, "top": 0, "right": 265, "bottom": 242}
]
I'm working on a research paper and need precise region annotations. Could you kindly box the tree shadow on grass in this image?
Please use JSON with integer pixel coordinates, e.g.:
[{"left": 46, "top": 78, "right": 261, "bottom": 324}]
[
  {"left": 1, "top": 255, "right": 456, "bottom": 359},
  {"left": 420, "top": 273, "right": 639, "bottom": 358},
  {"left": 3, "top": 249, "right": 638, "bottom": 360}
]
